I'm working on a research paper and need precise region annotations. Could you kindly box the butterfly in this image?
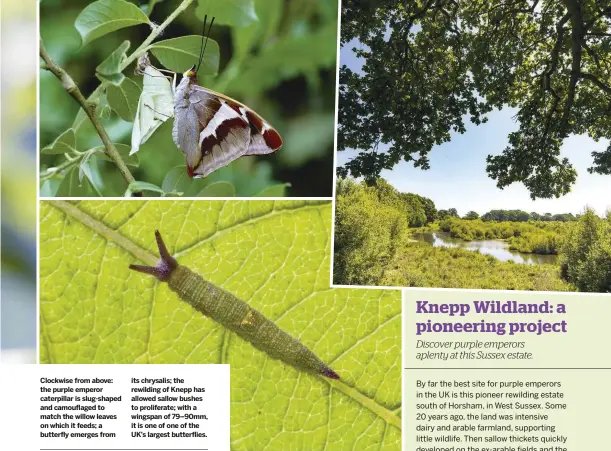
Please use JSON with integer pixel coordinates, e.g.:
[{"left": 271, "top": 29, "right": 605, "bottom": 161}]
[{"left": 131, "top": 17, "right": 283, "bottom": 178}]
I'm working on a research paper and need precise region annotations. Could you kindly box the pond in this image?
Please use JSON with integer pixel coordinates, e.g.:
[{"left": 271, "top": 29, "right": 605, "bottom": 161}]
[{"left": 411, "top": 232, "right": 558, "bottom": 265}]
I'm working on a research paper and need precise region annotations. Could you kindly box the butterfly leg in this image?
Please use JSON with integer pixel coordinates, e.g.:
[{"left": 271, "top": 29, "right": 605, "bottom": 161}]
[{"left": 129, "top": 230, "right": 178, "bottom": 281}]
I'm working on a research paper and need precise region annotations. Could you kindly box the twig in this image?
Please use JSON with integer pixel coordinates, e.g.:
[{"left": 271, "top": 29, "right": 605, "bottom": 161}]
[
  {"left": 40, "top": 153, "right": 85, "bottom": 183},
  {"left": 119, "top": 0, "right": 195, "bottom": 71},
  {"left": 42, "top": 0, "right": 196, "bottom": 196},
  {"left": 40, "top": 39, "right": 141, "bottom": 196},
  {"left": 72, "top": 0, "right": 196, "bottom": 131}
]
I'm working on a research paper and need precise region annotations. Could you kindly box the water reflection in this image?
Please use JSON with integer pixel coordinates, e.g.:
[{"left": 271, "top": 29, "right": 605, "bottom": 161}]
[{"left": 412, "top": 232, "right": 558, "bottom": 265}]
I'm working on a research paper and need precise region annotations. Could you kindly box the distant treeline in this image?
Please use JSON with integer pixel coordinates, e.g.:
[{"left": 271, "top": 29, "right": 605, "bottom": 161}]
[
  {"left": 339, "top": 178, "right": 580, "bottom": 227},
  {"left": 334, "top": 178, "right": 611, "bottom": 292},
  {"left": 439, "top": 209, "right": 578, "bottom": 223}
]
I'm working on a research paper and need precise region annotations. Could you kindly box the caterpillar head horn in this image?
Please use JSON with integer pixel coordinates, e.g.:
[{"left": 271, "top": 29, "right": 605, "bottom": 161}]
[{"left": 129, "top": 230, "right": 177, "bottom": 281}]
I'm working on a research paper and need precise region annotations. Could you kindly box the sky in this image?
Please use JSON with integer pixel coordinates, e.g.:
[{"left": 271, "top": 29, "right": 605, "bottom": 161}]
[{"left": 337, "top": 40, "right": 611, "bottom": 217}]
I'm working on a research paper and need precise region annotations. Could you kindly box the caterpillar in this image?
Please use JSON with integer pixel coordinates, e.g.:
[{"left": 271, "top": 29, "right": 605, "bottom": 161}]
[{"left": 129, "top": 231, "right": 340, "bottom": 380}]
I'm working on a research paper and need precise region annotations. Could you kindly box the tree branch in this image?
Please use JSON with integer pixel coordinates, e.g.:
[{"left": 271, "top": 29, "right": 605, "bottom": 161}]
[
  {"left": 40, "top": 40, "right": 141, "bottom": 195},
  {"left": 559, "top": 0, "right": 585, "bottom": 137},
  {"left": 579, "top": 72, "right": 611, "bottom": 94},
  {"left": 585, "top": 6, "right": 611, "bottom": 29},
  {"left": 539, "top": 12, "right": 570, "bottom": 144}
]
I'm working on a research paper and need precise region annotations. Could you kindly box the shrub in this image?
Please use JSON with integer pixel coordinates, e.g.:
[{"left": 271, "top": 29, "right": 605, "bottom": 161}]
[
  {"left": 334, "top": 179, "right": 409, "bottom": 285},
  {"left": 559, "top": 209, "right": 611, "bottom": 292}
]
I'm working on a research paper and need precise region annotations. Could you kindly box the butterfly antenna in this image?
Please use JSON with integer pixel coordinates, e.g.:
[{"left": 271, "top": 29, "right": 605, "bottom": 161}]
[
  {"left": 196, "top": 15, "right": 215, "bottom": 74},
  {"left": 196, "top": 15, "right": 207, "bottom": 74}
]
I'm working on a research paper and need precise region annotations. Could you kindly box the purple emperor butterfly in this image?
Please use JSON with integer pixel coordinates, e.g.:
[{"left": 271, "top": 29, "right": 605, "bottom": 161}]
[{"left": 133, "top": 17, "right": 283, "bottom": 179}]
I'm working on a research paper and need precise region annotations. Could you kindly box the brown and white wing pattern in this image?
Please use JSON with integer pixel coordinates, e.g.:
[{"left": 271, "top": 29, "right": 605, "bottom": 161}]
[{"left": 173, "top": 78, "right": 282, "bottom": 178}]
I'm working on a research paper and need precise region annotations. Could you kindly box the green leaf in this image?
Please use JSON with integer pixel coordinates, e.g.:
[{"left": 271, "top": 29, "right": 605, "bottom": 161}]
[
  {"left": 196, "top": 0, "right": 258, "bottom": 27},
  {"left": 42, "top": 129, "right": 77, "bottom": 155},
  {"left": 227, "top": 24, "right": 337, "bottom": 95},
  {"left": 232, "top": 0, "right": 283, "bottom": 57},
  {"left": 254, "top": 183, "right": 291, "bottom": 197},
  {"left": 279, "top": 114, "right": 336, "bottom": 167},
  {"left": 125, "top": 181, "right": 166, "bottom": 196},
  {"left": 75, "top": 0, "right": 150, "bottom": 47},
  {"left": 149, "top": 35, "right": 220, "bottom": 74},
  {"left": 40, "top": 200, "right": 401, "bottom": 450},
  {"left": 197, "top": 181, "right": 236, "bottom": 197},
  {"left": 55, "top": 168, "right": 99, "bottom": 196},
  {"left": 92, "top": 143, "right": 140, "bottom": 168},
  {"left": 96, "top": 40, "right": 131, "bottom": 85},
  {"left": 40, "top": 179, "right": 61, "bottom": 197},
  {"left": 143, "top": 0, "right": 166, "bottom": 16},
  {"left": 161, "top": 165, "right": 204, "bottom": 196},
  {"left": 106, "top": 77, "right": 142, "bottom": 122},
  {"left": 79, "top": 155, "right": 105, "bottom": 196}
]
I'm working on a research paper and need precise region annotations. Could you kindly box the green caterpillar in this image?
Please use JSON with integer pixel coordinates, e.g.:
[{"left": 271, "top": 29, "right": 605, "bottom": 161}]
[{"left": 129, "top": 231, "right": 339, "bottom": 380}]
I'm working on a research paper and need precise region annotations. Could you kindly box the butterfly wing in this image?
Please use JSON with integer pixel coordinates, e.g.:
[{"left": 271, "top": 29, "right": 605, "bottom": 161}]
[
  {"left": 173, "top": 81, "right": 282, "bottom": 178},
  {"left": 192, "top": 85, "right": 283, "bottom": 157},
  {"left": 131, "top": 65, "right": 174, "bottom": 155},
  {"left": 173, "top": 77, "right": 239, "bottom": 174}
]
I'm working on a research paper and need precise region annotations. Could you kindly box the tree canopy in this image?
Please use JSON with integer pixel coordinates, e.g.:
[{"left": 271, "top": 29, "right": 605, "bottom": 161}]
[{"left": 338, "top": 0, "right": 611, "bottom": 199}]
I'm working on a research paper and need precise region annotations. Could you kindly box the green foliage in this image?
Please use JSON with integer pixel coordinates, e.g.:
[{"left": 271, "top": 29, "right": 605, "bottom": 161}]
[
  {"left": 381, "top": 243, "right": 572, "bottom": 292},
  {"left": 438, "top": 217, "right": 567, "bottom": 255},
  {"left": 338, "top": 0, "right": 611, "bottom": 198},
  {"left": 481, "top": 209, "right": 577, "bottom": 222},
  {"left": 196, "top": 0, "right": 259, "bottom": 27},
  {"left": 334, "top": 179, "right": 409, "bottom": 285},
  {"left": 559, "top": 208, "right": 611, "bottom": 292},
  {"left": 40, "top": 200, "right": 401, "bottom": 450},
  {"left": 96, "top": 40, "right": 131, "bottom": 84},
  {"left": 437, "top": 208, "right": 458, "bottom": 220},
  {"left": 41, "top": 128, "right": 77, "bottom": 155},
  {"left": 398, "top": 193, "right": 426, "bottom": 227},
  {"left": 105, "top": 77, "right": 141, "bottom": 121},
  {"left": 332, "top": 178, "right": 576, "bottom": 290},
  {"left": 74, "top": 0, "right": 150, "bottom": 46},
  {"left": 149, "top": 35, "right": 220, "bottom": 73},
  {"left": 463, "top": 211, "right": 479, "bottom": 220},
  {"left": 40, "top": 0, "right": 337, "bottom": 197}
]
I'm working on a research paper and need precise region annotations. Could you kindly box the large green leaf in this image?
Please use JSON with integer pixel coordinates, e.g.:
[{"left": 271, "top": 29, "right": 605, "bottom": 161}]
[
  {"left": 75, "top": 0, "right": 150, "bottom": 47},
  {"left": 40, "top": 200, "right": 401, "bottom": 451},
  {"left": 196, "top": 0, "right": 258, "bottom": 27},
  {"left": 149, "top": 35, "right": 220, "bottom": 74}
]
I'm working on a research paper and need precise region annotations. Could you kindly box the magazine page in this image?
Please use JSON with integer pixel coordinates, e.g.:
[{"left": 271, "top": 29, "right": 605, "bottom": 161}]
[{"left": 0, "top": 1, "right": 609, "bottom": 451}]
